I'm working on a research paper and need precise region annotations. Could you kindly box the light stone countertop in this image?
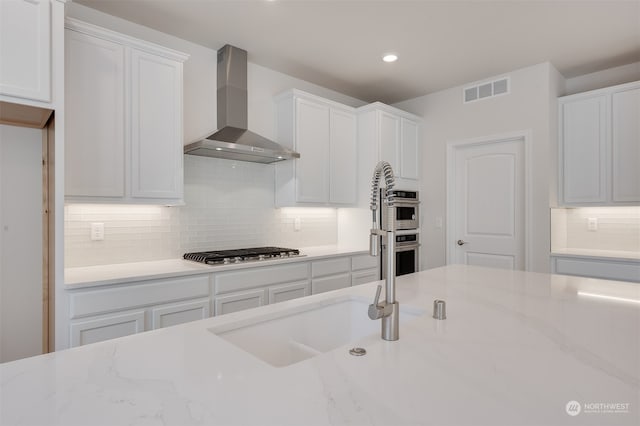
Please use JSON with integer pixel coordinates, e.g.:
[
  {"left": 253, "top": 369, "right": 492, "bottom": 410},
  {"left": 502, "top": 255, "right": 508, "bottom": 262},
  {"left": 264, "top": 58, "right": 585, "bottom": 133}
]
[
  {"left": 64, "top": 245, "right": 369, "bottom": 289},
  {"left": 3, "top": 265, "right": 639, "bottom": 425},
  {"left": 551, "top": 248, "right": 640, "bottom": 261}
]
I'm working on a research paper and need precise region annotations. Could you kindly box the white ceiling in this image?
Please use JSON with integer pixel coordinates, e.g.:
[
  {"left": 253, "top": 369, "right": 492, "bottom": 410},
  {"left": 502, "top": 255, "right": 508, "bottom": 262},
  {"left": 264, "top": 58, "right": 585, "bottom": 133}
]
[{"left": 76, "top": 0, "right": 640, "bottom": 104}]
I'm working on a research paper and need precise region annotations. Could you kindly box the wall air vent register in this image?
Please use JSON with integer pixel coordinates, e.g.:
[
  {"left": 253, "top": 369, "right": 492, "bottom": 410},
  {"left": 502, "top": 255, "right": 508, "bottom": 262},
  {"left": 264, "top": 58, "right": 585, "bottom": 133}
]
[{"left": 464, "top": 77, "right": 510, "bottom": 103}]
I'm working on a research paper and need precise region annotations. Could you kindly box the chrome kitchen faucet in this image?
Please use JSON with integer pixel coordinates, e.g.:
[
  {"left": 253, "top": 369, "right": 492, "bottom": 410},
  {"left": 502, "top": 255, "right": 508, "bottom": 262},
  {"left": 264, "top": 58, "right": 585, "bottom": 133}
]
[{"left": 368, "top": 161, "right": 400, "bottom": 341}]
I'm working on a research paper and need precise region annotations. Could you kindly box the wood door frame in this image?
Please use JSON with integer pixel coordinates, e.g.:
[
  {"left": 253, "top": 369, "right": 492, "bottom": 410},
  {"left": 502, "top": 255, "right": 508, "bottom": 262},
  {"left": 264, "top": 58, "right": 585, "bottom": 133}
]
[{"left": 445, "top": 130, "right": 533, "bottom": 271}]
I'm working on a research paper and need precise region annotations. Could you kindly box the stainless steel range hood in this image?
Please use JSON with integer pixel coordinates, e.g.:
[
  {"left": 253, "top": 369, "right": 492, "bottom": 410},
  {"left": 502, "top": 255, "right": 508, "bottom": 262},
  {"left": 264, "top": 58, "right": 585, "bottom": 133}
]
[{"left": 184, "top": 45, "right": 299, "bottom": 164}]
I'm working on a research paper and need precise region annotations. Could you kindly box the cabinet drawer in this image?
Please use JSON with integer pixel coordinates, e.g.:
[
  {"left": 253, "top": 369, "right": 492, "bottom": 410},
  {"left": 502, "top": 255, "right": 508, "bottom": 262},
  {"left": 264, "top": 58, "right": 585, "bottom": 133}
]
[
  {"left": 69, "top": 274, "right": 210, "bottom": 319},
  {"left": 552, "top": 257, "right": 640, "bottom": 283},
  {"left": 215, "top": 289, "right": 266, "bottom": 316},
  {"left": 151, "top": 298, "right": 210, "bottom": 330},
  {"left": 312, "top": 273, "right": 351, "bottom": 294},
  {"left": 70, "top": 310, "right": 145, "bottom": 347},
  {"left": 352, "top": 269, "right": 379, "bottom": 286},
  {"left": 351, "top": 254, "right": 379, "bottom": 271},
  {"left": 268, "top": 280, "right": 310, "bottom": 304},
  {"left": 215, "top": 263, "right": 308, "bottom": 294},
  {"left": 312, "top": 257, "right": 350, "bottom": 278}
]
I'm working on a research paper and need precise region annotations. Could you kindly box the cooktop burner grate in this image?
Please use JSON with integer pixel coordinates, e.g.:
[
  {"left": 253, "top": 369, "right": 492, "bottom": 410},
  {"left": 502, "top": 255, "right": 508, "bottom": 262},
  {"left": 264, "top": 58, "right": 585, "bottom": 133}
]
[{"left": 184, "top": 246, "right": 301, "bottom": 265}]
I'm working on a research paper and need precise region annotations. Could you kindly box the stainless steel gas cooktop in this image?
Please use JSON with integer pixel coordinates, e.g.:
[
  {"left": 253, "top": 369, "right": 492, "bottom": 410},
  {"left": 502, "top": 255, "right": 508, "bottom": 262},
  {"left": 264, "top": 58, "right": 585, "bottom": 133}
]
[{"left": 183, "top": 247, "right": 302, "bottom": 265}]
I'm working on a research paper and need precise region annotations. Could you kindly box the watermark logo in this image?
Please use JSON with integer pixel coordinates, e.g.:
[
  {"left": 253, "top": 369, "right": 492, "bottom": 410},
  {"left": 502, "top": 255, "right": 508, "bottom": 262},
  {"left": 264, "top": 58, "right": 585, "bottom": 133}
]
[
  {"left": 565, "top": 400, "right": 631, "bottom": 416},
  {"left": 566, "top": 401, "right": 581, "bottom": 416}
]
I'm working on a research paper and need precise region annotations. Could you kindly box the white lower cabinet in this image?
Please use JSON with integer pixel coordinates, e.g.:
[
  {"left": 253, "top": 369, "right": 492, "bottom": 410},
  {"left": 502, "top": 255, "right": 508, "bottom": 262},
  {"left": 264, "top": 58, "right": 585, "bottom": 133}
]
[
  {"left": 151, "top": 298, "right": 210, "bottom": 330},
  {"left": 268, "top": 280, "right": 310, "bottom": 304},
  {"left": 312, "top": 273, "right": 351, "bottom": 294},
  {"left": 311, "top": 257, "right": 351, "bottom": 294},
  {"left": 68, "top": 274, "right": 210, "bottom": 347},
  {"left": 352, "top": 269, "right": 379, "bottom": 286},
  {"left": 551, "top": 255, "right": 640, "bottom": 283},
  {"left": 70, "top": 310, "right": 145, "bottom": 347},
  {"left": 351, "top": 253, "right": 380, "bottom": 286},
  {"left": 215, "top": 289, "right": 266, "bottom": 316}
]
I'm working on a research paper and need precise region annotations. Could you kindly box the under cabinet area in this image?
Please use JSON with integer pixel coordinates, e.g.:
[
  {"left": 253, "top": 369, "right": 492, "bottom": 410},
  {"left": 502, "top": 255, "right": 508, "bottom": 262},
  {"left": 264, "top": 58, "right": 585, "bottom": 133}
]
[
  {"left": 68, "top": 274, "right": 210, "bottom": 347},
  {"left": 275, "top": 89, "right": 357, "bottom": 207},
  {"left": 558, "top": 81, "right": 640, "bottom": 206},
  {"left": 64, "top": 18, "right": 188, "bottom": 204}
]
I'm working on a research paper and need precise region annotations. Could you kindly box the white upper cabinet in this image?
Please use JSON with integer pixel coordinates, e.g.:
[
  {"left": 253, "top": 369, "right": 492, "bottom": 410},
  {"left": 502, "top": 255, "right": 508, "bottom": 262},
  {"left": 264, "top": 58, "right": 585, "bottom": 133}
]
[
  {"left": 65, "top": 30, "right": 126, "bottom": 197},
  {"left": 64, "top": 19, "right": 188, "bottom": 204},
  {"left": 275, "top": 89, "right": 357, "bottom": 206},
  {"left": 356, "top": 103, "right": 422, "bottom": 205},
  {"left": 558, "top": 81, "right": 640, "bottom": 206},
  {"left": 130, "top": 49, "right": 184, "bottom": 200},
  {"left": 611, "top": 87, "right": 640, "bottom": 203},
  {"left": 0, "top": 0, "right": 51, "bottom": 103},
  {"left": 559, "top": 95, "right": 608, "bottom": 204}
]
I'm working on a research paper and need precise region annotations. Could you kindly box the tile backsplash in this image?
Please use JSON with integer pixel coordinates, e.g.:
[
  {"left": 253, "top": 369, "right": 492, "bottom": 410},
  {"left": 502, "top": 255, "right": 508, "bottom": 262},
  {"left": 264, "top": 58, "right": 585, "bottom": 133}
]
[
  {"left": 551, "top": 207, "right": 640, "bottom": 253},
  {"left": 65, "top": 156, "right": 338, "bottom": 267}
]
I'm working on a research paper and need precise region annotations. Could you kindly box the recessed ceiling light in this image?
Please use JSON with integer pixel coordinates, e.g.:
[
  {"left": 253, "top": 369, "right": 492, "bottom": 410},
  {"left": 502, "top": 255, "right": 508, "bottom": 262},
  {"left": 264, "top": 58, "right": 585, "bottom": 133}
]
[
  {"left": 215, "top": 147, "right": 223, "bottom": 151},
  {"left": 382, "top": 54, "right": 398, "bottom": 63}
]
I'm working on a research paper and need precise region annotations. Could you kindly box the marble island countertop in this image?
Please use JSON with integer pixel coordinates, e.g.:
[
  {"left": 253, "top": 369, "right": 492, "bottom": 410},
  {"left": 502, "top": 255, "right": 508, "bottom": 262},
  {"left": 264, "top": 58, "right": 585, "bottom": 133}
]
[{"left": 3, "top": 265, "right": 639, "bottom": 425}]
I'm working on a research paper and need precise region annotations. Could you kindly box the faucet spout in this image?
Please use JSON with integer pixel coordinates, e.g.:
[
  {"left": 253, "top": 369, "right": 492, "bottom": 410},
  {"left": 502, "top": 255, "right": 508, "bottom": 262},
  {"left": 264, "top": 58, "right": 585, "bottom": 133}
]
[{"left": 368, "top": 161, "right": 400, "bottom": 341}]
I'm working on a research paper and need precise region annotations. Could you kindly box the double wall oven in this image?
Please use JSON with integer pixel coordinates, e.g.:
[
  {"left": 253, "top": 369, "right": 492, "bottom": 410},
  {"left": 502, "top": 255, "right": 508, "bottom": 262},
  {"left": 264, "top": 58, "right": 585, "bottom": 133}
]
[{"left": 380, "top": 189, "right": 420, "bottom": 279}]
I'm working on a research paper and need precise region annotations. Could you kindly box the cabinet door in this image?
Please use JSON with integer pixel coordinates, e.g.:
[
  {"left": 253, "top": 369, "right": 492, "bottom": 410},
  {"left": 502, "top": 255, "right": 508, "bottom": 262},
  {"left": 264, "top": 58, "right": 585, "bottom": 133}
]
[
  {"left": 130, "top": 49, "right": 183, "bottom": 200},
  {"left": 151, "top": 298, "right": 210, "bottom": 329},
  {"left": 560, "top": 96, "right": 607, "bottom": 204},
  {"left": 352, "top": 269, "right": 379, "bottom": 286},
  {"left": 295, "top": 97, "right": 329, "bottom": 203},
  {"left": 65, "top": 30, "right": 125, "bottom": 197},
  {"left": 0, "top": 0, "right": 50, "bottom": 102},
  {"left": 311, "top": 273, "right": 351, "bottom": 295},
  {"left": 400, "top": 118, "right": 419, "bottom": 180},
  {"left": 268, "top": 281, "right": 310, "bottom": 304},
  {"left": 70, "top": 311, "right": 145, "bottom": 347},
  {"left": 378, "top": 111, "right": 400, "bottom": 172},
  {"left": 329, "top": 108, "right": 357, "bottom": 204},
  {"left": 215, "top": 289, "right": 265, "bottom": 316},
  {"left": 612, "top": 88, "right": 640, "bottom": 203}
]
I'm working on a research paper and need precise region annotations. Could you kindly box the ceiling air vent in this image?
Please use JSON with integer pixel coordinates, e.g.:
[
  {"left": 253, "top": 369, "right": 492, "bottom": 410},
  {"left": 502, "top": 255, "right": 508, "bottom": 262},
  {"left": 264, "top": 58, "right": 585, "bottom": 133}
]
[{"left": 463, "top": 77, "right": 510, "bottom": 104}]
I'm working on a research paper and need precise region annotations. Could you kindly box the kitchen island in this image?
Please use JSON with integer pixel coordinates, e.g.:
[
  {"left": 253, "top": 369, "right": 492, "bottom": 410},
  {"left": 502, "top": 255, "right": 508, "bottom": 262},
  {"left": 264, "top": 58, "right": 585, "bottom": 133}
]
[{"left": 2, "top": 265, "right": 639, "bottom": 425}]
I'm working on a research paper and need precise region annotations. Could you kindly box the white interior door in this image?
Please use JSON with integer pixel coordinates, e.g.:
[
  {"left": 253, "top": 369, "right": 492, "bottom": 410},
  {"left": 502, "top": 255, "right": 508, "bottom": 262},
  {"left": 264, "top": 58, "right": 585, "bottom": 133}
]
[{"left": 450, "top": 137, "right": 525, "bottom": 270}]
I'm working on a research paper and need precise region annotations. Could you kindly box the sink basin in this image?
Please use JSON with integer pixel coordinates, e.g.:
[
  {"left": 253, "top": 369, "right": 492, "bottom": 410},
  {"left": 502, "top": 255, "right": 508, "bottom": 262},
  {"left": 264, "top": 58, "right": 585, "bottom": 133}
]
[{"left": 209, "top": 296, "right": 424, "bottom": 367}]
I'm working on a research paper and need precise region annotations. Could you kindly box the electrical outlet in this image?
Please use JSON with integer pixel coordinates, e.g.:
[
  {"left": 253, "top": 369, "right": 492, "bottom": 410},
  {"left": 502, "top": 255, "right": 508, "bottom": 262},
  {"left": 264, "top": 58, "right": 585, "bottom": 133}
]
[
  {"left": 435, "top": 217, "right": 443, "bottom": 229},
  {"left": 587, "top": 217, "right": 598, "bottom": 232},
  {"left": 294, "top": 217, "right": 301, "bottom": 232},
  {"left": 91, "top": 222, "right": 105, "bottom": 241}
]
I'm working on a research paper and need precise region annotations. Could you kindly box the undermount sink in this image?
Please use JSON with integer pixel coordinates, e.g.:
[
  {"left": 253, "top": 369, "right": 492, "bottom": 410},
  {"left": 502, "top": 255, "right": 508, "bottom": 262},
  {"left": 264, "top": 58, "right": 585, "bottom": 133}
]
[{"left": 209, "top": 296, "right": 424, "bottom": 367}]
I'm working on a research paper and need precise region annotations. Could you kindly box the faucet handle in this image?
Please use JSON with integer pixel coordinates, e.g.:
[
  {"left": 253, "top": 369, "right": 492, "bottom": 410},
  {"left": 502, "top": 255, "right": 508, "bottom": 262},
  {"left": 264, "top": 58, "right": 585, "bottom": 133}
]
[{"left": 368, "top": 285, "right": 384, "bottom": 320}]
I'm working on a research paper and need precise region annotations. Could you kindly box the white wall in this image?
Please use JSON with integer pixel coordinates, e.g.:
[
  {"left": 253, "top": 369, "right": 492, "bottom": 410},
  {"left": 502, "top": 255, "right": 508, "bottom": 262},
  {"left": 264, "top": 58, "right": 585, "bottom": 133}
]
[
  {"left": 565, "top": 62, "right": 640, "bottom": 96},
  {"left": 0, "top": 125, "right": 43, "bottom": 362},
  {"left": 393, "top": 63, "right": 564, "bottom": 273}
]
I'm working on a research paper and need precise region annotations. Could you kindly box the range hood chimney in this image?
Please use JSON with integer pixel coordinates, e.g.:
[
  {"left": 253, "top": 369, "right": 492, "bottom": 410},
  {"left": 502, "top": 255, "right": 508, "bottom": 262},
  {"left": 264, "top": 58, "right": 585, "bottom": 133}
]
[{"left": 184, "top": 45, "right": 299, "bottom": 163}]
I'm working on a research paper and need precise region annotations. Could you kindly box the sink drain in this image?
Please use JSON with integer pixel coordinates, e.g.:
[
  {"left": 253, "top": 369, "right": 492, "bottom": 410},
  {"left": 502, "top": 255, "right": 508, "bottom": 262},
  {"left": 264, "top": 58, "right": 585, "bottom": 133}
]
[{"left": 349, "top": 347, "right": 366, "bottom": 356}]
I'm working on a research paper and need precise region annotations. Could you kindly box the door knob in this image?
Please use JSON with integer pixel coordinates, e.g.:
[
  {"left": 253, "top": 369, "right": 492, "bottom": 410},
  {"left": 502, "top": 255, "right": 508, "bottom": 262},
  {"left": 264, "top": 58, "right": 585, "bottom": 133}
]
[{"left": 457, "top": 240, "right": 467, "bottom": 246}]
